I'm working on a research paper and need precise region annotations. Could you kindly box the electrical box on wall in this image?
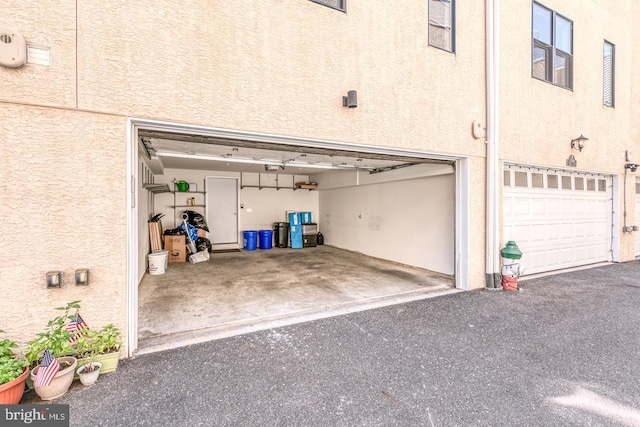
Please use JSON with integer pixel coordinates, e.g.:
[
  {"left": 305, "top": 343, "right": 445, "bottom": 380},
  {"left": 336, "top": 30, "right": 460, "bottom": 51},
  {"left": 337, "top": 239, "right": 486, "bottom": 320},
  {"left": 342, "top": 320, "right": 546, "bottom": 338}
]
[
  {"left": 472, "top": 120, "right": 486, "bottom": 139},
  {"left": 0, "top": 27, "right": 27, "bottom": 68}
]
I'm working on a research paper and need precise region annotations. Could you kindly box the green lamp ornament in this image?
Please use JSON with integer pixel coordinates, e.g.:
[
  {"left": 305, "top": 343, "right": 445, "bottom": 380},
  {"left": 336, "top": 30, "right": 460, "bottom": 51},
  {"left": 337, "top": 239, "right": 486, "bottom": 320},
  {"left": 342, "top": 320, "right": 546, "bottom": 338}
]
[
  {"left": 500, "top": 240, "right": 522, "bottom": 260},
  {"left": 500, "top": 241, "right": 524, "bottom": 291}
]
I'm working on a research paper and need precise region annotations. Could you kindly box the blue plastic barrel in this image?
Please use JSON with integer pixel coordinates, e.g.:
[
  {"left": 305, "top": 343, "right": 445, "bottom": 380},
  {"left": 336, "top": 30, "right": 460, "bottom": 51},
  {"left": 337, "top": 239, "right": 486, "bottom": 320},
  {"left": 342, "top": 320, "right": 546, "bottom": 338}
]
[
  {"left": 259, "top": 230, "right": 273, "bottom": 250},
  {"left": 243, "top": 230, "right": 258, "bottom": 250}
]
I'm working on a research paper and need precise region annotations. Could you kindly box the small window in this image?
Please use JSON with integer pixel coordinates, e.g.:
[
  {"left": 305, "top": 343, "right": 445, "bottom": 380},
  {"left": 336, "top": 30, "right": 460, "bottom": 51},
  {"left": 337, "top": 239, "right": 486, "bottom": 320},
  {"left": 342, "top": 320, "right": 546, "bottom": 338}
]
[
  {"left": 562, "top": 176, "right": 572, "bottom": 190},
  {"left": 599, "top": 179, "right": 607, "bottom": 192},
  {"left": 503, "top": 170, "right": 511, "bottom": 186},
  {"left": 548, "top": 174, "right": 558, "bottom": 189},
  {"left": 309, "top": 0, "right": 346, "bottom": 12},
  {"left": 515, "top": 172, "right": 528, "bottom": 187},
  {"left": 532, "top": 173, "right": 544, "bottom": 188},
  {"left": 429, "top": 0, "right": 455, "bottom": 53},
  {"left": 587, "top": 179, "right": 596, "bottom": 191},
  {"left": 532, "top": 2, "right": 573, "bottom": 89},
  {"left": 603, "top": 41, "right": 615, "bottom": 107},
  {"left": 575, "top": 177, "right": 584, "bottom": 190},
  {"left": 636, "top": 183, "right": 640, "bottom": 194}
]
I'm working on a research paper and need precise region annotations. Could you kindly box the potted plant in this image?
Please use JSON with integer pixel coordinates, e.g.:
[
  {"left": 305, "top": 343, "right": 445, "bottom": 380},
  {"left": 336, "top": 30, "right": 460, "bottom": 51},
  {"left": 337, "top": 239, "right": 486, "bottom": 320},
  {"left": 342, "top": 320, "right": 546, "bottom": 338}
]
[
  {"left": 74, "top": 338, "right": 102, "bottom": 386},
  {"left": 0, "top": 330, "right": 29, "bottom": 404},
  {"left": 74, "top": 324, "right": 122, "bottom": 379},
  {"left": 24, "top": 301, "right": 80, "bottom": 400}
]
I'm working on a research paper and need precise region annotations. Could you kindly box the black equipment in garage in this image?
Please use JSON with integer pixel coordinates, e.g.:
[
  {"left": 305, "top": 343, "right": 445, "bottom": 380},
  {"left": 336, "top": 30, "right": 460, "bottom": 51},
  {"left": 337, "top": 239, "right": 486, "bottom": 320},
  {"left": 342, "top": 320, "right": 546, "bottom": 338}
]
[
  {"left": 273, "top": 222, "right": 289, "bottom": 248},
  {"left": 302, "top": 223, "right": 318, "bottom": 247}
]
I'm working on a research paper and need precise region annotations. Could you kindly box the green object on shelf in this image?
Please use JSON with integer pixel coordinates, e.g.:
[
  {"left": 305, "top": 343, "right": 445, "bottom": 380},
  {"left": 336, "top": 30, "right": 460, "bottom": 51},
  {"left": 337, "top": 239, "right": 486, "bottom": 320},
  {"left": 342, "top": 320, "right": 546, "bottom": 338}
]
[{"left": 175, "top": 181, "right": 189, "bottom": 192}]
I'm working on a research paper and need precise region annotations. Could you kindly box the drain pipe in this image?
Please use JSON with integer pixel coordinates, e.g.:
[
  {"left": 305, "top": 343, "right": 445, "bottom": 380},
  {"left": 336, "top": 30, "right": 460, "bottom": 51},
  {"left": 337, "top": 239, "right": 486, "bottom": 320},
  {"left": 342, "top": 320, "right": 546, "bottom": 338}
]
[{"left": 486, "top": 0, "right": 501, "bottom": 288}]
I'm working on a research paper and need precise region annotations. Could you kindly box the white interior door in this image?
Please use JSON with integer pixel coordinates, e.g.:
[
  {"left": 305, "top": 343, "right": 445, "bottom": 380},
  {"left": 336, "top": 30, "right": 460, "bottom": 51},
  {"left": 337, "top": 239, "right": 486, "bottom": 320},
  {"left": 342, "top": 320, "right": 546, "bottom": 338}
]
[
  {"left": 503, "top": 166, "right": 613, "bottom": 275},
  {"left": 206, "top": 177, "right": 239, "bottom": 247}
]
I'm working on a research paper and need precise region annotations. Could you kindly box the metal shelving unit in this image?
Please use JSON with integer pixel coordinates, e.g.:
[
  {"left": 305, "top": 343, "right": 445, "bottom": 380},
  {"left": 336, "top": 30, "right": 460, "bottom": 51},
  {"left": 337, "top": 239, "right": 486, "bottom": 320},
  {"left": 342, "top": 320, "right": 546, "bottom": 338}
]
[
  {"left": 170, "top": 190, "right": 206, "bottom": 227},
  {"left": 143, "top": 183, "right": 171, "bottom": 193},
  {"left": 240, "top": 173, "right": 314, "bottom": 190}
]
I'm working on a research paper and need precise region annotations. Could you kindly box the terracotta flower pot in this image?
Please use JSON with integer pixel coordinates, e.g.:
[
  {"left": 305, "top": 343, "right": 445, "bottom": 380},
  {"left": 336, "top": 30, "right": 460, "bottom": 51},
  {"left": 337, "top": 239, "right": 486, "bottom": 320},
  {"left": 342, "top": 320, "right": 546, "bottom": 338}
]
[
  {"left": 0, "top": 367, "right": 29, "bottom": 404},
  {"left": 77, "top": 362, "right": 102, "bottom": 386},
  {"left": 30, "top": 356, "right": 77, "bottom": 401}
]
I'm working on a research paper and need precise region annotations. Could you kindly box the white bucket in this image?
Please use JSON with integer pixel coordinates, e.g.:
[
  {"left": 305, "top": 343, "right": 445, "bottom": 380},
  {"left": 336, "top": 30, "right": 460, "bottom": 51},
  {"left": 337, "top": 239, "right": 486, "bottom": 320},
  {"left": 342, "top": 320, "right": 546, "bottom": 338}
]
[{"left": 148, "top": 251, "right": 168, "bottom": 275}]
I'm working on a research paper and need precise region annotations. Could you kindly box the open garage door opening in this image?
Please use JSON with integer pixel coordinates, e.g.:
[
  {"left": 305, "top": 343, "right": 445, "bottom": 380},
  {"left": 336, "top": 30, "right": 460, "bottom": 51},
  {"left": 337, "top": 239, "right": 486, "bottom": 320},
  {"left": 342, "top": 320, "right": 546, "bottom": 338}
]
[{"left": 129, "top": 122, "right": 467, "bottom": 355}]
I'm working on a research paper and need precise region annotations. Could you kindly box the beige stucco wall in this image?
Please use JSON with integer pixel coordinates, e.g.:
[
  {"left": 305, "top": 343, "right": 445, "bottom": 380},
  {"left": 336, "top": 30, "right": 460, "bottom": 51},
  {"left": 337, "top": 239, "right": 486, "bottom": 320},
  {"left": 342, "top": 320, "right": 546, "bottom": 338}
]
[
  {"left": 72, "top": 1, "right": 487, "bottom": 157},
  {"left": 0, "top": 103, "right": 128, "bottom": 353},
  {"left": 1, "top": 0, "right": 490, "bottom": 350},
  {"left": 633, "top": 3, "right": 640, "bottom": 162},
  {"left": 0, "top": 2, "right": 76, "bottom": 108},
  {"left": 500, "top": 0, "right": 639, "bottom": 261}
]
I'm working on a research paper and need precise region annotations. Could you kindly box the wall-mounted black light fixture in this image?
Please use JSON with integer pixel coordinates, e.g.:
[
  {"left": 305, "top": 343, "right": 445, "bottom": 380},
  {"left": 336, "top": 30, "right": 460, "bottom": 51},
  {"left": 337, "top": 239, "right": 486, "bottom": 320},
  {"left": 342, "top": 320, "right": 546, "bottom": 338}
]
[
  {"left": 625, "top": 163, "right": 639, "bottom": 172},
  {"left": 570, "top": 135, "right": 589, "bottom": 152},
  {"left": 342, "top": 90, "right": 357, "bottom": 108}
]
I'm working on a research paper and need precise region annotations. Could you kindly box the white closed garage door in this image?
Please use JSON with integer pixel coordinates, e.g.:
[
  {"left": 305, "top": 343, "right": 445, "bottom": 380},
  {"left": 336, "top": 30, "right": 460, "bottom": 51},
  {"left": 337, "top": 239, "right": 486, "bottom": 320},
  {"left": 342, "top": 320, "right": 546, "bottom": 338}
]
[
  {"left": 503, "top": 165, "right": 613, "bottom": 275},
  {"left": 636, "top": 177, "right": 640, "bottom": 256}
]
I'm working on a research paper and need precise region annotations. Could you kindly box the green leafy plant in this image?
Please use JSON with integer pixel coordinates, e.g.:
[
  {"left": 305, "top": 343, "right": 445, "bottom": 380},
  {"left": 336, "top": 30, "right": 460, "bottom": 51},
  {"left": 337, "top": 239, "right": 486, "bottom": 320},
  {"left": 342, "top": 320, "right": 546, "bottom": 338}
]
[
  {"left": 91, "top": 324, "right": 122, "bottom": 355},
  {"left": 23, "top": 301, "right": 80, "bottom": 368},
  {"left": 0, "top": 330, "right": 28, "bottom": 386},
  {"left": 75, "top": 324, "right": 122, "bottom": 373}
]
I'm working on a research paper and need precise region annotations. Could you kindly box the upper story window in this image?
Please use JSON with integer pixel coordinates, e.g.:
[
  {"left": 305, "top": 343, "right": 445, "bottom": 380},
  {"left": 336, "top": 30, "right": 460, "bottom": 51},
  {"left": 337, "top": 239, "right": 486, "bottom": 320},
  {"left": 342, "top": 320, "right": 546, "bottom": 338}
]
[
  {"left": 603, "top": 41, "right": 615, "bottom": 107},
  {"left": 429, "top": 0, "right": 455, "bottom": 53},
  {"left": 532, "top": 2, "right": 573, "bottom": 89},
  {"left": 309, "top": 0, "right": 346, "bottom": 12}
]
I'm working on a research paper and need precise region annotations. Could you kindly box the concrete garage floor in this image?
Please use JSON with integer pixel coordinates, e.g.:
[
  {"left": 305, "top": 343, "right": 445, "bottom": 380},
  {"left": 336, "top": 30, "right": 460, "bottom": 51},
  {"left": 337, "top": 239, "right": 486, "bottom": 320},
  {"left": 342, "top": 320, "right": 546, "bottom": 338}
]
[{"left": 137, "top": 245, "right": 457, "bottom": 354}]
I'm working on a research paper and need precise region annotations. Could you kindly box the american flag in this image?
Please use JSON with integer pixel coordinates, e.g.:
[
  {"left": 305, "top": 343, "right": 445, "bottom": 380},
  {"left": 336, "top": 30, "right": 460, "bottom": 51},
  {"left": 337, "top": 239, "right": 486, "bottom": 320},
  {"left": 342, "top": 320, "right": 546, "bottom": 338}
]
[
  {"left": 66, "top": 313, "right": 88, "bottom": 343},
  {"left": 34, "top": 349, "right": 60, "bottom": 387}
]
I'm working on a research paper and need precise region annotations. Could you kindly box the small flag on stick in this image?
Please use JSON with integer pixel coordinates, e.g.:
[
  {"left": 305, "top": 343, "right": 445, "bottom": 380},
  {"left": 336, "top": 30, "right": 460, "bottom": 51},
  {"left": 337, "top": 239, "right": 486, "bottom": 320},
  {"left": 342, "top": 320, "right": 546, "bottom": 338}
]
[
  {"left": 66, "top": 313, "right": 88, "bottom": 344},
  {"left": 34, "top": 349, "right": 60, "bottom": 387}
]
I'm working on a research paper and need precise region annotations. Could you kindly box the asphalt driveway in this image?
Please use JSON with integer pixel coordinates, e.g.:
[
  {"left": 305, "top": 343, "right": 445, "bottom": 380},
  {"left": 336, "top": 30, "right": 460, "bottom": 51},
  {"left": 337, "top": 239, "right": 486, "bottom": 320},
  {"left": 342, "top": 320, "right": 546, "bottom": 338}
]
[{"left": 23, "top": 261, "right": 640, "bottom": 426}]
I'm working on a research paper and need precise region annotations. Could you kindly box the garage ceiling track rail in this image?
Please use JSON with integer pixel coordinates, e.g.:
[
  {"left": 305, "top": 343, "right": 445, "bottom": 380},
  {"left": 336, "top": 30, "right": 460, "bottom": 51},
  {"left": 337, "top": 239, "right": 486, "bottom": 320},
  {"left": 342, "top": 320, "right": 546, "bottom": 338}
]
[{"left": 138, "top": 130, "right": 455, "bottom": 167}]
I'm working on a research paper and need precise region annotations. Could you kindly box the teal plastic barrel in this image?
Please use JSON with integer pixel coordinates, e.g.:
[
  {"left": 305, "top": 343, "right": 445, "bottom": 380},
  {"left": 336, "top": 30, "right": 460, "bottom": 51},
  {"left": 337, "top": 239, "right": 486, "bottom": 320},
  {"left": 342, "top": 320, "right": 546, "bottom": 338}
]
[
  {"left": 259, "top": 230, "right": 273, "bottom": 249},
  {"left": 243, "top": 230, "right": 258, "bottom": 250}
]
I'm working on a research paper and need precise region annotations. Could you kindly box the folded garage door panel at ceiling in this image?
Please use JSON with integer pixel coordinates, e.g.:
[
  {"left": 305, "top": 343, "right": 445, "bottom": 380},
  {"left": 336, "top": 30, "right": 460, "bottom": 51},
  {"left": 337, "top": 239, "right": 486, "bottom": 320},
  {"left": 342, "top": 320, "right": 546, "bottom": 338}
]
[{"left": 503, "top": 166, "right": 613, "bottom": 275}]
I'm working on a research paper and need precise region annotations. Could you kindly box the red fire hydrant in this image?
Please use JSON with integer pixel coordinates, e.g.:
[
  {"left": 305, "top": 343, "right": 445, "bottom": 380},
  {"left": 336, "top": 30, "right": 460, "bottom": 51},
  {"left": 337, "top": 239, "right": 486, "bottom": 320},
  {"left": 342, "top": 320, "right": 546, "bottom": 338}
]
[{"left": 500, "top": 241, "right": 524, "bottom": 291}]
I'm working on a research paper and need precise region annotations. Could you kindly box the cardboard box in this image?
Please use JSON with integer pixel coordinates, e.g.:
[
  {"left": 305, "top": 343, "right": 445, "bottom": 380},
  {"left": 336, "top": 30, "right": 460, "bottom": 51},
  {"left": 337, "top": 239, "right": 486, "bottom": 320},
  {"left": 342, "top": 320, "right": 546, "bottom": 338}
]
[
  {"left": 295, "top": 182, "right": 317, "bottom": 190},
  {"left": 164, "top": 235, "right": 186, "bottom": 263}
]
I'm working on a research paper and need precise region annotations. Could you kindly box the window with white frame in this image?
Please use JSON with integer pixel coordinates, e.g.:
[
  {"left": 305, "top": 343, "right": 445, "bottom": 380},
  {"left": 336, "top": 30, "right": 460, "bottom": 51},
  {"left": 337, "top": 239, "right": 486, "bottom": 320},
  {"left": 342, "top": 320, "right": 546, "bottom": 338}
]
[
  {"left": 603, "top": 41, "right": 615, "bottom": 107},
  {"left": 309, "top": 0, "right": 345, "bottom": 12},
  {"left": 429, "top": 0, "right": 455, "bottom": 53},
  {"left": 532, "top": 2, "right": 573, "bottom": 89}
]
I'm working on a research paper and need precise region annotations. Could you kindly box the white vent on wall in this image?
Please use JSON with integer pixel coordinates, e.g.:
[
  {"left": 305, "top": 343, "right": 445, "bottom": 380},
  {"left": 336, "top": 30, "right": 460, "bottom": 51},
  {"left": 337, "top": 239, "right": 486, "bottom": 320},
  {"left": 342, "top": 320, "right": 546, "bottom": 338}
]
[
  {"left": 27, "top": 44, "right": 50, "bottom": 66},
  {"left": 0, "top": 27, "right": 27, "bottom": 68}
]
